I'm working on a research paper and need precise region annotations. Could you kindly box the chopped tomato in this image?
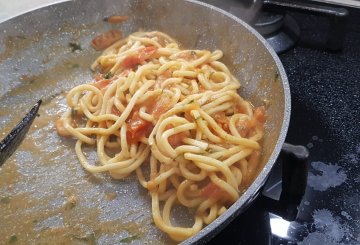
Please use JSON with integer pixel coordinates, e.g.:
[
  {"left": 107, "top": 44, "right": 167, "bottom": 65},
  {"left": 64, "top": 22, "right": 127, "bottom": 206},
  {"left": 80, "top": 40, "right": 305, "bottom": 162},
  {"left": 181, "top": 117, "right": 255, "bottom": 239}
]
[
  {"left": 236, "top": 119, "right": 251, "bottom": 137},
  {"left": 139, "top": 46, "right": 157, "bottom": 60},
  {"left": 198, "top": 85, "right": 207, "bottom": 92},
  {"left": 155, "top": 69, "right": 172, "bottom": 88},
  {"left": 91, "top": 29, "right": 122, "bottom": 51},
  {"left": 253, "top": 106, "right": 266, "bottom": 124},
  {"left": 119, "top": 69, "right": 131, "bottom": 77},
  {"left": 200, "top": 182, "right": 229, "bottom": 199},
  {"left": 239, "top": 150, "right": 261, "bottom": 190},
  {"left": 122, "top": 55, "right": 142, "bottom": 69},
  {"left": 122, "top": 46, "right": 157, "bottom": 69},
  {"left": 248, "top": 150, "right": 261, "bottom": 169},
  {"left": 103, "top": 15, "right": 128, "bottom": 24},
  {"left": 125, "top": 93, "right": 172, "bottom": 144},
  {"left": 213, "top": 112, "right": 230, "bottom": 132},
  {"left": 183, "top": 103, "right": 200, "bottom": 122},
  {"left": 112, "top": 106, "right": 122, "bottom": 116},
  {"left": 147, "top": 94, "right": 172, "bottom": 120},
  {"left": 126, "top": 110, "right": 153, "bottom": 144},
  {"left": 234, "top": 104, "right": 247, "bottom": 114},
  {"left": 164, "top": 125, "right": 186, "bottom": 148},
  {"left": 162, "top": 69, "right": 172, "bottom": 78},
  {"left": 55, "top": 118, "right": 71, "bottom": 137},
  {"left": 178, "top": 51, "right": 197, "bottom": 61},
  {"left": 93, "top": 79, "right": 111, "bottom": 89},
  {"left": 168, "top": 133, "right": 186, "bottom": 148},
  {"left": 94, "top": 73, "right": 103, "bottom": 81}
]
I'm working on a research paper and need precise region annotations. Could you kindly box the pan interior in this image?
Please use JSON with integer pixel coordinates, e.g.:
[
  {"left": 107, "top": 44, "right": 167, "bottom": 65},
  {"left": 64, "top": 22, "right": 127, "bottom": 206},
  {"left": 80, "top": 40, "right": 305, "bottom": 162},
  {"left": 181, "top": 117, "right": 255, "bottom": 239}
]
[{"left": 0, "top": 0, "right": 287, "bottom": 244}]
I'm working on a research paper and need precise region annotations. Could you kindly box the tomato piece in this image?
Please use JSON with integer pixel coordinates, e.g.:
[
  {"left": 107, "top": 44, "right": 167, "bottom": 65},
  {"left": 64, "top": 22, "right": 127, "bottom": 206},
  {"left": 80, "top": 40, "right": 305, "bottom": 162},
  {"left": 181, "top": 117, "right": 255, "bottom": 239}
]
[
  {"left": 234, "top": 104, "right": 247, "bottom": 114},
  {"left": 200, "top": 182, "right": 229, "bottom": 199},
  {"left": 126, "top": 110, "right": 153, "bottom": 144},
  {"left": 213, "top": 112, "right": 230, "bottom": 132},
  {"left": 93, "top": 79, "right": 111, "bottom": 89},
  {"left": 139, "top": 46, "right": 157, "bottom": 60},
  {"left": 112, "top": 106, "right": 122, "bottom": 116},
  {"left": 122, "top": 55, "right": 142, "bottom": 69},
  {"left": 103, "top": 15, "right": 128, "bottom": 24},
  {"left": 55, "top": 118, "right": 71, "bottom": 137},
  {"left": 122, "top": 46, "right": 157, "bottom": 70},
  {"left": 177, "top": 51, "right": 197, "bottom": 61},
  {"left": 148, "top": 94, "right": 172, "bottom": 120},
  {"left": 119, "top": 69, "right": 131, "bottom": 77},
  {"left": 94, "top": 73, "right": 103, "bottom": 81},
  {"left": 236, "top": 119, "right": 251, "bottom": 137},
  {"left": 91, "top": 29, "right": 122, "bottom": 51},
  {"left": 168, "top": 133, "right": 186, "bottom": 148},
  {"left": 253, "top": 106, "right": 266, "bottom": 124},
  {"left": 248, "top": 150, "right": 261, "bottom": 169}
]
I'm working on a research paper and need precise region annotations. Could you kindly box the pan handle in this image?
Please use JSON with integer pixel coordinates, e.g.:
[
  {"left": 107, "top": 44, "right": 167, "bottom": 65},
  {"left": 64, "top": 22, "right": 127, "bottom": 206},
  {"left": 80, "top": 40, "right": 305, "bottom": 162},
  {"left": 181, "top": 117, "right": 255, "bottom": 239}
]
[{"left": 260, "top": 143, "right": 309, "bottom": 221}]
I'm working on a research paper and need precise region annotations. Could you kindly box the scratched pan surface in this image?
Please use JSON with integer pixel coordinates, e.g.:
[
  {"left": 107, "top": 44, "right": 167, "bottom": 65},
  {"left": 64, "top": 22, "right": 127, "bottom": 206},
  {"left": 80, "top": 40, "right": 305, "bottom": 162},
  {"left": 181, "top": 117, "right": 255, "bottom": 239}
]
[{"left": 0, "top": 0, "right": 290, "bottom": 244}]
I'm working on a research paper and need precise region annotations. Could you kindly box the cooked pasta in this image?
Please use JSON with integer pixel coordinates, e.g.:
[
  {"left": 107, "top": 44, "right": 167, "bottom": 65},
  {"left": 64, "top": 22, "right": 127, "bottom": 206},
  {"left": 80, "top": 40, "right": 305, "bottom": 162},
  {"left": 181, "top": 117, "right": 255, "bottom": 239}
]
[{"left": 56, "top": 31, "right": 266, "bottom": 242}]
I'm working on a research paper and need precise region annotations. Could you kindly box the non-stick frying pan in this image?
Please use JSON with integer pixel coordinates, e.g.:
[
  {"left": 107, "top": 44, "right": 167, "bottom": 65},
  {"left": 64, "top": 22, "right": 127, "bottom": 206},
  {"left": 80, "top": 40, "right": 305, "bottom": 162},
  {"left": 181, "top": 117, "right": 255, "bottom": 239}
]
[{"left": 0, "top": 0, "right": 290, "bottom": 244}]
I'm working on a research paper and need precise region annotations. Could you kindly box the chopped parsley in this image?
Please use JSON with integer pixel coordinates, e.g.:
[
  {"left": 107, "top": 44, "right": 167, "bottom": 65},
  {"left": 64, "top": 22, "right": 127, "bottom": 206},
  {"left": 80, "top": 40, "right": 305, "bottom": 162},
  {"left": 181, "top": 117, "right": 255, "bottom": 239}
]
[
  {"left": 73, "top": 232, "right": 96, "bottom": 245},
  {"left": 68, "top": 42, "right": 82, "bottom": 52},
  {"left": 104, "top": 72, "right": 113, "bottom": 79},
  {"left": 0, "top": 196, "right": 10, "bottom": 204},
  {"left": 71, "top": 109, "right": 78, "bottom": 118},
  {"left": 9, "top": 234, "right": 17, "bottom": 243},
  {"left": 274, "top": 71, "right": 279, "bottom": 81},
  {"left": 119, "top": 235, "right": 139, "bottom": 243}
]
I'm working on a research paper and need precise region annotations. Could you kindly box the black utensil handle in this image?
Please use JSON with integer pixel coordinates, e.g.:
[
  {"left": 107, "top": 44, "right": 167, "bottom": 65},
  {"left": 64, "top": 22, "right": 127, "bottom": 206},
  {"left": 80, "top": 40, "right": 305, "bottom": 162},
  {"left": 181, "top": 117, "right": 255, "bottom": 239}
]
[
  {"left": 261, "top": 142, "right": 309, "bottom": 221},
  {"left": 262, "top": 0, "right": 349, "bottom": 51},
  {"left": 0, "top": 100, "right": 42, "bottom": 166}
]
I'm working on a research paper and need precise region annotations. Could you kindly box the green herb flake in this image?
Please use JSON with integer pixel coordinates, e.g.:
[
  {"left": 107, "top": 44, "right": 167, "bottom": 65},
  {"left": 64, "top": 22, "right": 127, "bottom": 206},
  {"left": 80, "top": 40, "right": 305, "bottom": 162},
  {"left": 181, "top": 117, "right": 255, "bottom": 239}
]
[
  {"left": 119, "top": 235, "right": 139, "bottom": 243},
  {"left": 72, "top": 232, "right": 96, "bottom": 245},
  {"left": 104, "top": 72, "right": 113, "bottom": 79},
  {"left": 274, "top": 71, "right": 279, "bottom": 81},
  {"left": 65, "top": 62, "right": 80, "bottom": 69},
  {"left": 71, "top": 109, "right": 78, "bottom": 118},
  {"left": 0, "top": 196, "right": 10, "bottom": 204},
  {"left": 69, "top": 42, "right": 82, "bottom": 52},
  {"left": 9, "top": 234, "right": 17, "bottom": 243}
]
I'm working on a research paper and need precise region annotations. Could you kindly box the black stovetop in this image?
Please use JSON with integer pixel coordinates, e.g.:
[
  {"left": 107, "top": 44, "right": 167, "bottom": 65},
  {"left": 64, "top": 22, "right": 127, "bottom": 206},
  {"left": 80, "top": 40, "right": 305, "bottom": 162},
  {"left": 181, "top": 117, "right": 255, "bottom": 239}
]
[{"left": 203, "top": 1, "right": 360, "bottom": 244}]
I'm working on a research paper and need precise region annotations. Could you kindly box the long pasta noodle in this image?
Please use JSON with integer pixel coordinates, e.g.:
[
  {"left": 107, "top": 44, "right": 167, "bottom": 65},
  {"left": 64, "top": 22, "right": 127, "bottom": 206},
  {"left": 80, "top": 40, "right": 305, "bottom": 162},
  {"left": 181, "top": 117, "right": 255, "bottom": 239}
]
[{"left": 56, "top": 31, "right": 266, "bottom": 242}]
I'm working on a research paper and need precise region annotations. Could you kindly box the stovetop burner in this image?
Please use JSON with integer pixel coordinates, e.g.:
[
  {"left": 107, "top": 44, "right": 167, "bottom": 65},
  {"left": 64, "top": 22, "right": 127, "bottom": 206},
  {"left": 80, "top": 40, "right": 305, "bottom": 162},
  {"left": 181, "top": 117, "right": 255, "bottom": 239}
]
[{"left": 254, "top": 12, "right": 300, "bottom": 53}]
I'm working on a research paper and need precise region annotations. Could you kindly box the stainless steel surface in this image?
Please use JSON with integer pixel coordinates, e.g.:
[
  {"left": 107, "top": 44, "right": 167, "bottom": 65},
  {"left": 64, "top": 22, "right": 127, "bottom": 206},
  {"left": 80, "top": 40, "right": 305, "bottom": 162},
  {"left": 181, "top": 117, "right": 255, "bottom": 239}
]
[
  {"left": 0, "top": 0, "right": 290, "bottom": 243},
  {"left": 311, "top": 0, "right": 360, "bottom": 8}
]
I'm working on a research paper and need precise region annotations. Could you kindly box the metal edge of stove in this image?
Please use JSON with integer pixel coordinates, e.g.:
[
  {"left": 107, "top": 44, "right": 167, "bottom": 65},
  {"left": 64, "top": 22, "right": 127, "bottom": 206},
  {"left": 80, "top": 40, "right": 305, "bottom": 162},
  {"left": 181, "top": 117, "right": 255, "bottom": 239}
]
[{"left": 311, "top": 0, "right": 360, "bottom": 8}]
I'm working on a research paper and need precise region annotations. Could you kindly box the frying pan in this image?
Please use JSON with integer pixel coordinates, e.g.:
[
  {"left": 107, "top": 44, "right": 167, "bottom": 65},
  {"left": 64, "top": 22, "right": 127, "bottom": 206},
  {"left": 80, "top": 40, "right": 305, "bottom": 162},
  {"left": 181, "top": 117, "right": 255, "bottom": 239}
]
[{"left": 0, "top": 0, "right": 290, "bottom": 244}]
